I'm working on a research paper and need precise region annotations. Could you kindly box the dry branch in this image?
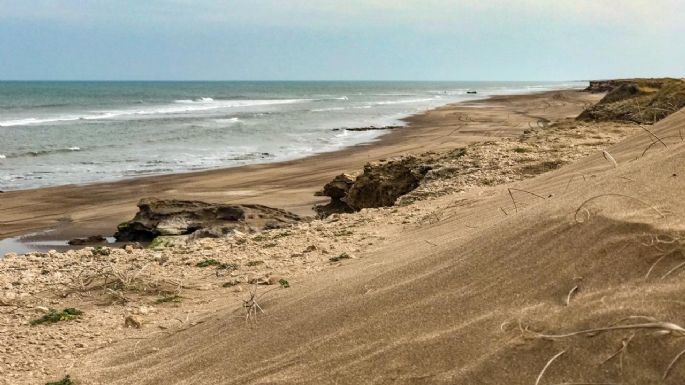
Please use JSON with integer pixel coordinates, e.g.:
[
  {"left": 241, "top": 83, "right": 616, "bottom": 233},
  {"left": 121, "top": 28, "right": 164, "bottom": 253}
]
[
  {"left": 574, "top": 194, "right": 664, "bottom": 223},
  {"left": 564, "top": 285, "right": 579, "bottom": 306},
  {"left": 535, "top": 350, "right": 565, "bottom": 385},
  {"left": 536, "top": 322, "right": 685, "bottom": 339},
  {"left": 663, "top": 347, "right": 685, "bottom": 380}
]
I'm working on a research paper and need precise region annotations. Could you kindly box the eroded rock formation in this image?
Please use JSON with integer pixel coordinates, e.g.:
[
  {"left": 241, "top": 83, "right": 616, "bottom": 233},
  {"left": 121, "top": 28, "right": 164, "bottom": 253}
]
[{"left": 114, "top": 198, "right": 302, "bottom": 242}]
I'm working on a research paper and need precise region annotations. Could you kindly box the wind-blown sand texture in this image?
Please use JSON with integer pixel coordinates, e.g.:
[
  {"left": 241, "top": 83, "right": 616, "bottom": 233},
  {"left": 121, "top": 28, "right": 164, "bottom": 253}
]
[{"left": 5, "top": 89, "right": 685, "bottom": 384}]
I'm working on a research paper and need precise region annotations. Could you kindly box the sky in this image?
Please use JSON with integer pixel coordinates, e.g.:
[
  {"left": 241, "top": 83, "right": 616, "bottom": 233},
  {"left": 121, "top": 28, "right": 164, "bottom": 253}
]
[{"left": 0, "top": 0, "right": 683, "bottom": 81}]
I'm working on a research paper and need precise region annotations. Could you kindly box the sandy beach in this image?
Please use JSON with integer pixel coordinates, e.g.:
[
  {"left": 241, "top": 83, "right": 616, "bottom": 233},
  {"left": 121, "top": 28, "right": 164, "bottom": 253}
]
[
  {"left": 4, "top": 81, "right": 685, "bottom": 385},
  {"left": 0, "top": 90, "right": 598, "bottom": 241}
]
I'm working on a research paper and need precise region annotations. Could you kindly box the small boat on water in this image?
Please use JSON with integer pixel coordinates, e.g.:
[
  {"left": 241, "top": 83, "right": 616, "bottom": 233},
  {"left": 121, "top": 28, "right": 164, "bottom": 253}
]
[{"left": 467, "top": 90, "right": 477, "bottom": 94}]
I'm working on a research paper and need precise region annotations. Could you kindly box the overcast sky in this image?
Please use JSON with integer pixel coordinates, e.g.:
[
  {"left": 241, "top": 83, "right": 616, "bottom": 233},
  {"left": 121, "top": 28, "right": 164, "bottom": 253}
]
[{"left": 1, "top": 0, "right": 683, "bottom": 81}]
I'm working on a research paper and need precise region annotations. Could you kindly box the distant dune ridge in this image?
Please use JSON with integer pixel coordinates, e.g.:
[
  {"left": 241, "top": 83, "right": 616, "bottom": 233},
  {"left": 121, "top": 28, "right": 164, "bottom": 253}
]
[{"left": 3, "top": 82, "right": 685, "bottom": 384}]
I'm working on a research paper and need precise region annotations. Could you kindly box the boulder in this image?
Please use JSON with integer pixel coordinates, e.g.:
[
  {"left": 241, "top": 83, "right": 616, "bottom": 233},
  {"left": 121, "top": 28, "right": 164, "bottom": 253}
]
[
  {"left": 114, "top": 198, "right": 302, "bottom": 242},
  {"left": 314, "top": 157, "right": 431, "bottom": 217}
]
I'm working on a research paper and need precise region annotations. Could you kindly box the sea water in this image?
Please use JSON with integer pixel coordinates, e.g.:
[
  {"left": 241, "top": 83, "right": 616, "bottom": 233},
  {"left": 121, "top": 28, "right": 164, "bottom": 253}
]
[{"left": 0, "top": 81, "right": 585, "bottom": 191}]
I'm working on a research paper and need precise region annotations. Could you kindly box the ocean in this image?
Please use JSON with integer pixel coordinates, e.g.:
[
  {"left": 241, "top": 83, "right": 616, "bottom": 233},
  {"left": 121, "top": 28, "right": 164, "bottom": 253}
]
[{"left": 0, "top": 81, "right": 585, "bottom": 191}]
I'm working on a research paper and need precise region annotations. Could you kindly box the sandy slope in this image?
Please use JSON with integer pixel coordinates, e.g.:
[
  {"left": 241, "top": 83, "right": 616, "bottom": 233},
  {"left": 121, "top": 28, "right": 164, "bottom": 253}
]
[{"left": 61, "top": 108, "right": 685, "bottom": 385}]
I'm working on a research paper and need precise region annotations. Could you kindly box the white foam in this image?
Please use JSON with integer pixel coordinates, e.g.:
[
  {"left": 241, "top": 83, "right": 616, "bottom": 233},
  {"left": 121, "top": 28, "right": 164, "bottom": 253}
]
[
  {"left": 374, "top": 97, "right": 438, "bottom": 105},
  {"left": 0, "top": 99, "right": 311, "bottom": 127},
  {"left": 0, "top": 154, "right": 5, "bottom": 159},
  {"left": 311, "top": 107, "right": 345, "bottom": 112},
  {"left": 68, "top": 147, "right": 81, "bottom": 151},
  {"left": 214, "top": 117, "right": 241, "bottom": 124}
]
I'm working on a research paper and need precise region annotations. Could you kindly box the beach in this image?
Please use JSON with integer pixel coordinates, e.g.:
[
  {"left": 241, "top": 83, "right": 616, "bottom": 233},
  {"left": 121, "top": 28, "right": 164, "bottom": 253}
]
[
  {"left": 0, "top": 89, "right": 597, "bottom": 242},
  {"left": 4, "top": 81, "right": 685, "bottom": 385}
]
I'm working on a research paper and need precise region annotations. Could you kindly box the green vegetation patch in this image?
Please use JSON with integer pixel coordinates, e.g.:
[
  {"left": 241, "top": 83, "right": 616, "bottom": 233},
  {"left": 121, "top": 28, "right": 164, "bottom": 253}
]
[
  {"left": 278, "top": 279, "right": 290, "bottom": 288},
  {"left": 196, "top": 259, "right": 239, "bottom": 270},
  {"left": 155, "top": 294, "right": 183, "bottom": 304},
  {"left": 31, "top": 308, "right": 83, "bottom": 326},
  {"left": 45, "top": 375, "right": 74, "bottom": 385}
]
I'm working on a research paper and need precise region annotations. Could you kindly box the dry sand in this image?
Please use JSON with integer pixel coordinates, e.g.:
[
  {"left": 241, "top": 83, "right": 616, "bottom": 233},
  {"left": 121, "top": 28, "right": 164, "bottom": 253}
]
[{"left": 5, "top": 89, "right": 685, "bottom": 385}]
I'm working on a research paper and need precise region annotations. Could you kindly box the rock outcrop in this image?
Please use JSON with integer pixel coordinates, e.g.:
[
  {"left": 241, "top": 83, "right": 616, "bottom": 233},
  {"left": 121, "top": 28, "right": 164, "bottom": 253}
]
[
  {"left": 346, "top": 157, "right": 432, "bottom": 210},
  {"left": 313, "top": 174, "right": 356, "bottom": 218},
  {"left": 579, "top": 78, "right": 685, "bottom": 124},
  {"left": 314, "top": 157, "right": 432, "bottom": 217},
  {"left": 114, "top": 198, "right": 302, "bottom": 242}
]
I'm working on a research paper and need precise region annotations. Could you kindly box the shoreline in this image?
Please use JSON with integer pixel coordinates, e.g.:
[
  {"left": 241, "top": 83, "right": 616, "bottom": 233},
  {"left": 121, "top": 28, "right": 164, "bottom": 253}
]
[{"left": 0, "top": 89, "right": 594, "bottom": 244}]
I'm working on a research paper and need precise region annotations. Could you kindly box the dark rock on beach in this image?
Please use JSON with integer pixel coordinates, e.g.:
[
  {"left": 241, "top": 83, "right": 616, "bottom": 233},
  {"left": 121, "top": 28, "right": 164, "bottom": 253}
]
[
  {"left": 68, "top": 235, "right": 107, "bottom": 246},
  {"left": 345, "top": 125, "right": 402, "bottom": 132},
  {"left": 114, "top": 198, "right": 303, "bottom": 242},
  {"left": 332, "top": 125, "right": 402, "bottom": 132},
  {"left": 314, "top": 157, "right": 432, "bottom": 217},
  {"left": 313, "top": 173, "right": 357, "bottom": 218},
  {"left": 346, "top": 157, "right": 432, "bottom": 210}
]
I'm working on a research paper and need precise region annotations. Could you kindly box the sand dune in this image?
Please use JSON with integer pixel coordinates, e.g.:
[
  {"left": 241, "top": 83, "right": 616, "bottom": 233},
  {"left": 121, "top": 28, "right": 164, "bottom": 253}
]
[{"left": 66, "top": 110, "right": 685, "bottom": 384}]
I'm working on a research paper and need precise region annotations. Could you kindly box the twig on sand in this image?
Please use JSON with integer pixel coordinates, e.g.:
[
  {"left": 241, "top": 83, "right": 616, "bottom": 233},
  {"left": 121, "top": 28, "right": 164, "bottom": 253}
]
[
  {"left": 549, "top": 382, "right": 618, "bottom": 385},
  {"left": 564, "top": 174, "right": 587, "bottom": 193},
  {"left": 500, "top": 207, "right": 509, "bottom": 216},
  {"left": 242, "top": 284, "right": 279, "bottom": 323},
  {"left": 600, "top": 333, "right": 635, "bottom": 374},
  {"left": 638, "top": 125, "right": 668, "bottom": 149},
  {"left": 641, "top": 135, "right": 682, "bottom": 157},
  {"left": 574, "top": 194, "right": 664, "bottom": 223},
  {"left": 645, "top": 254, "right": 669, "bottom": 279},
  {"left": 564, "top": 285, "right": 579, "bottom": 306},
  {"left": 602, "top": 151, "right": 617, "bottom": 168},
  {"left": 535, "top": 350, "right": 565, "bottom": 385},
  {"left": 424, "top": 240, "right": 438, "bottom": 247},
  {"left": 661, "top": 260, "right": 685, "bottom": 279},
  {"left": 663, "top": 347, "right": 685, "bottom": 380},
  {"left": 536, "top": 322, "right": 685, "bottom": 339},
  {"left": 508, "top": 188, "right": 547, "bottom": 213}
]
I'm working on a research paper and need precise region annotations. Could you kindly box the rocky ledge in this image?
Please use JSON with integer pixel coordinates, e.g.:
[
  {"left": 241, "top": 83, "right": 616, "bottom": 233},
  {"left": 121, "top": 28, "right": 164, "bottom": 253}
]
[
  {"left": 315, "top": 156, "right": 432, "bottom": 217},
  {"left": 114, "top": 198, "right": 303, "bottom": 242}
]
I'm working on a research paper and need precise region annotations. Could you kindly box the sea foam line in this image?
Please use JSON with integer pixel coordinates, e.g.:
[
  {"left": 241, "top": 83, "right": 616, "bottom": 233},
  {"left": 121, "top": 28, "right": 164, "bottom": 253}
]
[{"left": 0, "top": 98, "right": 311, "bottom": 127}]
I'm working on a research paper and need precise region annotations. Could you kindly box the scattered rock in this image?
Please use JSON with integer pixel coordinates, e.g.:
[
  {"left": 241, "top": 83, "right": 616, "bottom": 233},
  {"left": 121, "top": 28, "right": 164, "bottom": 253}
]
[
  {"left": 344, "top": 125, "right": 402, "bottom": 132},
  {"left": 67, "top": 235, "right": 106, "bottom": 246},
  {"left": 114, "top": 198, "right": 303, "bottom": 242},
  {"left": 124, "top": 315, "right": 142, "bottom": 329},
  {"left": 123, "top": 243, "right": 143, "bottom": 253}
]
